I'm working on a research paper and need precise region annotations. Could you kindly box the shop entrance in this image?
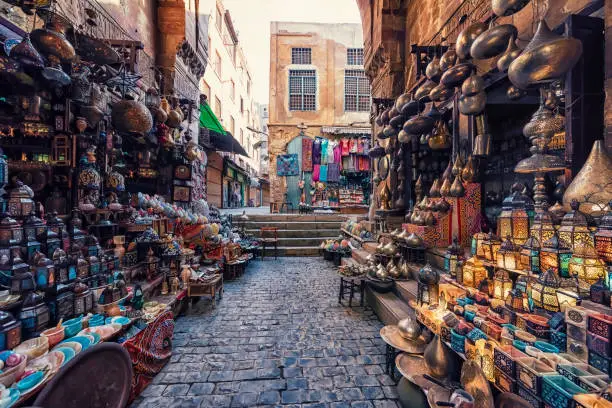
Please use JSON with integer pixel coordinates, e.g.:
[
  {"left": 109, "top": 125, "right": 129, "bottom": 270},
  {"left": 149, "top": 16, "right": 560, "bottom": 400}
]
[{"left": 286, "top": 134, "right": 312, "bottom": 207}]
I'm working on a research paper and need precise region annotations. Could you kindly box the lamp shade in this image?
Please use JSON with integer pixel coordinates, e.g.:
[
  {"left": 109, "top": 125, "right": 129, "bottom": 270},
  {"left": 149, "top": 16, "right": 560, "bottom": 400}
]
[
  {"left": 445, "top": 236, "right": 463, "bottom": 277},
  {"left": 558, "top": 200, "right": 594, "bottom": 250},
  {"left": 497, "top": 184, "right": 532, "bottom": 245},
  {"left": 530, "top": 210, "right": 555, "bottom": 245},
  {"left": 532, "top": 269, "right": 561, "bottom": 312},
  {"left": 520, "top": 236, "right": 541, "bottom": 273},
  {"left": 594, "top": 201, "right": 612, "bottom": 263},
  {"left": 497, "top": 236, "right": 522, "bottom": 270},
  {"left": 568, "top": 244, "right": 607, "bottom": 286},
  {"left": 540, "top": 232, "right": 571, "bottom": 278},
  {"left": 463, "top": 256, "right": 488, "bottom": 288},
  {"left": 493, "top": 269, "right": 513, "bottom": 300},
  {"left": 482, "top": 233, "right": 502, "bottom": 262}
]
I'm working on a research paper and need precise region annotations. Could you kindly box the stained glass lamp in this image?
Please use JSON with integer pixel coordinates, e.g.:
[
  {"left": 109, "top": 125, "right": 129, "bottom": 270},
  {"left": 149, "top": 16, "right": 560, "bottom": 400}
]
[
  {"left": 473, "top": 232, "right": 488, "bottom": 257},
  {"left": 532, "top": 269, "right": 561, "bottom": 312},
  {"left": 594, "top": 201, "right": 612, "bottom": 263},
  {"left": 497, "top": 185, "right": 531, "bottom": 246},
  {"left": 493, "top": 269, "right": 513, "bottom": 300},
  {"left": 505, "top": 288, "right": 529, "bottom": 313},
  {"left": 558, "top": 200, "right": 594, "bottom": 250},
  {"left": 481, "top": 232, "right": 502, "bottom": 262},
  {"left": 568, "top": 244, "right": 607, "bottom": 286},
  {"left": 417, "top": 263, "right": 440, "bottom": 306},
  {"left": 556, "top": 288, "right": 580, "bottom": 312},
  {"left": 540, "top": 232, "right": 571, "bottom": 278},
  {"left": 445, "top": 236, "right": 463, "bottom": 277},
  {"left": 463, "top": 256, "right": 488, "bottom": 288},
  {"left": 497, "top": 236, "right": 522, "bottom": 270},
  {"left": 530, "top": 210, "right": 555, "bottom": 245},
  {"left": 520, "top": 236, "right": 541, "bottom": 273}
]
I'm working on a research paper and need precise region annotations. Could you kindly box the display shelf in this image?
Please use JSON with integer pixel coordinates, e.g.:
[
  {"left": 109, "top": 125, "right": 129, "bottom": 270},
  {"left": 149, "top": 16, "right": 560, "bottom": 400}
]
[{"left": 341, "top": 228, "right": 374, "bottom": 243}]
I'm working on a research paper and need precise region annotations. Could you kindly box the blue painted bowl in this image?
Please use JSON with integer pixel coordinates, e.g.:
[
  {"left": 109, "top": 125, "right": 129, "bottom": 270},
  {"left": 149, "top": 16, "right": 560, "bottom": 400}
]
[
  {"left": 88, "top": 315, "right": 105, "bottom": 327},
  {"left": 62, "top": 317, "right": 83, "bottom": 338},
  {"left": 513, "top": 340, "right": 527, "bottom": 352},
  {"left": 87, "top": 332, "right": 101, "bottom": 345},
  {"left": 53, "top": 347, "right": 75, "bottom": 366},
  {"left": 109, "top": 316, "right": 130, "bottom": 326},
  {"left": 534, "top": 341, "right": 559, "bottom": 354},
  {"left": 60, "top": 335, "right": 91, "bottom": 351},
  {"left": 16, "top": 370, "right": 44, "bottom": 391},
  {"left": 0, "top": 350, "right": 14, "bottom": 362}
]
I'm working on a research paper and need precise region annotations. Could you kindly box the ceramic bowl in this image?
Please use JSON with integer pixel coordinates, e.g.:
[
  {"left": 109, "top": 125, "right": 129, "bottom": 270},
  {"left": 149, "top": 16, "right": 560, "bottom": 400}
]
[
  {"left": 53, "top": 347, "right": 75, "bottom": 366},
  {"left": 15, "top": 370, "right": 44, "bottom": 391},
  {"left": 62, "top": 317, "right": 83, "bottom": 338},
  {"left": 0, "top": 352, "right": 14, "bottom": 363},
  {"left": 106, "top": 316, "right": 130, "bottom": 326},
  {"left": 0, "top": 354, "right": 26, "bottom": 387},
  {"left": 28, "top": 350, "right": 64, "bottom": 375},
  {"left": 40, "top": 326, "right": 65, "bottom": 348},
  {"left": 0, "top": 387, "right": 20, "bottom": 408},
  {"left": 13, "top": 337, "right": 49, "bottom": 362},
  {"left": 87, "top": 314, "right": 105, "bottom": 327},
  {"left": 60, "top": 335, "right": 91, "bottom": 351},
  {"left": 54, "top": 341, "right": 82, "bottom": 356}
]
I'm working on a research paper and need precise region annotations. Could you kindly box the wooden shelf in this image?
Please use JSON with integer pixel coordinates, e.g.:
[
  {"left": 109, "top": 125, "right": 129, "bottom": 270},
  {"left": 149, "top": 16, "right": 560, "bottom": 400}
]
[{"left": 341, "top": 228, "right": 374, "bottom": 243}]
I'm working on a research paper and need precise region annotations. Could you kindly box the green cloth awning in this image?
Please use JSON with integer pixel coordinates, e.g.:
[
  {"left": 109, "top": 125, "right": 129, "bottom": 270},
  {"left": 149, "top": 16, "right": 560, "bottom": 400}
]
[{"left": 200, "top": 102, "right": 225, "bottom": 134}]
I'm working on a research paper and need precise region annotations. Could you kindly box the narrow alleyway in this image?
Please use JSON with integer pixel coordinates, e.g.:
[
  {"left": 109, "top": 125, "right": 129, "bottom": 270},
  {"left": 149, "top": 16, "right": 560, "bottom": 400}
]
[{"left": 131, "top": 258, "right": 399, "bottom": 408}]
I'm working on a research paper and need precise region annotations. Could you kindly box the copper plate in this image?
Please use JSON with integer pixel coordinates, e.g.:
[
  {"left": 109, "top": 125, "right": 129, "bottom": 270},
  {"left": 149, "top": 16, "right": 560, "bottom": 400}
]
[{"left": 380, "top": 326, "right": 427, "bottom": 354}]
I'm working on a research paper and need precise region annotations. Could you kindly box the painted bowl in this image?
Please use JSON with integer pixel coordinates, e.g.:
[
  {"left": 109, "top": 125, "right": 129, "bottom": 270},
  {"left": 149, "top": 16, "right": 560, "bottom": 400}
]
[
  {"left": 28, "top": 350, "right": 64, "bottom": 375},
  {"left": 0, "top": 354, "right": 26, "bottom": 387},
  {"left": 62, "top": 317, "right": 83, "bottom": 338},
  {"left": 106, "top": 316, "right": 130, "bottom": 326},
  {"left": 60, "top": 335, "right": 91, "bottom": 351},
  {"left": 0, "top": 352, "right": 14, "bottom": 363},
  {"left": 54, "top": 341, "right": 82, "bottom": 356},
  {"left": 13, "top": 337, "right": 49, "bottom": 362},
  {"left": 0, "top": 387, "right": 20, "bottom": 408},
  {"left": 40, "top": 326, "right": 65, "bottom": 348},
  {"left": 87, "top": 315, "right": 105, "bottom": 327},
  {"left": 53, "top": 347, "right": 75, "bottom": 366},
  {"left": 15, "top": 370, "right": 44, "bottom": 391}
]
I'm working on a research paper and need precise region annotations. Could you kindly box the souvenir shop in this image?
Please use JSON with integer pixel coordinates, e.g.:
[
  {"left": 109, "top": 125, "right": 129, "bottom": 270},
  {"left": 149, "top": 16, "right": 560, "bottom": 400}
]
[
  {"left": 342, "top": 0, "right": 612, "bottom": 406},
  {"left": 278, "top": 131, "right": 372, "bottom": 214}
]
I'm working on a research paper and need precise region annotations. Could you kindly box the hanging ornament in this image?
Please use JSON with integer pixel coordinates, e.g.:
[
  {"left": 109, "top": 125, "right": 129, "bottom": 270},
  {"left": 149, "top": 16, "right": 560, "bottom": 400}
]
[
  {"left": 470, "top": 24, "right": 518, "bottom": 60},
  {"left": 497, "top": 38, "right": 522, "bottom": 72}
]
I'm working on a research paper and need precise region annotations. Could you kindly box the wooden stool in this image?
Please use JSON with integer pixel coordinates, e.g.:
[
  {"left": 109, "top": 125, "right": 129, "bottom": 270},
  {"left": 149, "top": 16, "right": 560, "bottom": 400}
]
[
  {"left": 260, "top": 227, "right": 279, "bottom": 260},
  {"left": 270, "top": 202, "right": 280, "bottom": 214},
  {"left": 338, "top": 277, "right": 365, "bottom": 307}
]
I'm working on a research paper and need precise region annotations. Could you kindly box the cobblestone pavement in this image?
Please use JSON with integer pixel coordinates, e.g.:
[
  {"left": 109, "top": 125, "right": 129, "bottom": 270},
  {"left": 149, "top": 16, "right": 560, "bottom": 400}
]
[{"left": 131, "top": 257, "right": 398, "bottom": 408}]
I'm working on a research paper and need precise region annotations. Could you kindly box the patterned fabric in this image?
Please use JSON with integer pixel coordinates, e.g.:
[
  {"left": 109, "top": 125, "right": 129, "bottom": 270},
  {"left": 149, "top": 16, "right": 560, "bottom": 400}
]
[
  {"left": 327, "top": 163, "right": 340, "bottom": 182},
  {"left": 312, "top": 138, "right": 322, "bottom": 165},
  {"left": 277, "top": 154, "right": 299, "bottom": 176},
  {"left": 124, "top": 311, "right": 175, "bottom": 403},
  {"left": 302, "top": 138, "right": 313, "bottom": 171},
  {"left": 321, "top": 139, "right": 329, "bottom": 164},
  {"left": 312, "top": 164, "right": 320, "bottom": 182},
  {"left": 327, "top": 142, "right": 335, "bottom": 164},
  {"left": 319, "top": 165, "right": 328, "bottom": 182},
  {"left": 340, "top": 138, "right": 350, "bottom": 156},
  {"left": 333, "top": 144, "right": 342, "bottom": 164}
]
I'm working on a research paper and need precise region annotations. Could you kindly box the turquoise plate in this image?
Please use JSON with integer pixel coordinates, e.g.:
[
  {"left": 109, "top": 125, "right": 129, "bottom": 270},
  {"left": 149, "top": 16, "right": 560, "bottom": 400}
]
[
  {"left": 54, "top": 347, "right": 75, "bottom": 366},
  {"left": 15, "top": 371, "right": 43, "bottom": 392},
  {"left": 87, "top": 332, "right": 101, "bottom": 344},
  {"left": 60, "top": 335, "right": 91, "bottom": 351}
]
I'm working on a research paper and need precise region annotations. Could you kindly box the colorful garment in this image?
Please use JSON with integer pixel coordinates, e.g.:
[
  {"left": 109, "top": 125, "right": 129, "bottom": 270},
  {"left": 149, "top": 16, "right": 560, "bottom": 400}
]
[
  {"left": 312, "top": 138, "right": 322, "bottom": 165},
  {"left": 340, "top": 138, "right": 350, "bottom": 156},
  {"left": 349, "top": 138, "right": 358, "bottom": 153},
  {"left": 362, "top": 138, "right": 370, "bottom": 155},
  {"left": 333, "top": 144, "right": 342, "bottom": 164},
  {"left": 357, "top": 139, "right": 365, "bottom": 154},
  {"left": 321, "top": 139, "right": 329, "bottom": 164},
  {"left": 327, "top": 163, "right": 340, "bottom": 182},
  {"left": 327, "top": 142, "right": 336, "bottom": 164},
  {"left": 312, "top": 164, "right": 320, "bottom": 181},
  {"left": 319, "top": 165, "right": 328, "bottom": 182},
  {"left": 302, "top": 137, "right": 313, "bottom": 171},
  {"left": 277, "top": 154, "right": 299, "bottom": 176}
]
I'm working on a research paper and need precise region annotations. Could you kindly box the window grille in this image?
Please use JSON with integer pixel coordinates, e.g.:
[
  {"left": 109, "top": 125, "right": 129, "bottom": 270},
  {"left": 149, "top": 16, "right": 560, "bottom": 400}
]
[
  {"left": 289, "top": 70, "right": 316, "bottom": 111},
  {"left": 345, "top": 70, "right": 370, "bottom": 112},
  {"left": 347, "top": 48, "right": 364, "bottom": 65},
  {"left": 291, "top": 48, "right": 312, "bottom": 65}
]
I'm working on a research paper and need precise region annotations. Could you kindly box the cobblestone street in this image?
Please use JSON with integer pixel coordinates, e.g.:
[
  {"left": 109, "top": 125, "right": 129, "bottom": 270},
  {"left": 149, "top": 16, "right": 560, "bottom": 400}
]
[{"left": 131, "top": 258, "right": 398, "bottom": 408}]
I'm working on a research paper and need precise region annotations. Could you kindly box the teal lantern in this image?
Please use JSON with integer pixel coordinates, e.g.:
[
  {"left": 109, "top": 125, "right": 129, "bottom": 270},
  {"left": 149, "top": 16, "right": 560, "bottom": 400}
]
[
  {"left": 520, "top": 236, "right": 540, "bottom": 273},
  {"left": 540, "top": 232, "right": 571, "bottom": 278},
  {"left": 34, "top": 255, "right": 55, "bottom": 290}
]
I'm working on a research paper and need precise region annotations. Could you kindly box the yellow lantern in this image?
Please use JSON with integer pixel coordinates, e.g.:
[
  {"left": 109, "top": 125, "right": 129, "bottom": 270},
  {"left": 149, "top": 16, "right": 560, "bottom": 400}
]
[
  {"left": 540, "top": 232, "right": 572, "bottom": 278},
  {"left": 497, "top": 236, "right": 522, "bottom": 270},
  {"left": 556, "top": 288, "right": 580, "bottom": 312},
  {"left": 594, "top": 201, "right": 612, "bottom": 263},
  {"left": 558, "top": 200, "right": 594, "bottom": 250},
  {"left": 493, "top": 269, "right": 513, "bottom": 300},
  {"left": 481, "top": 232, "right": 501, "bottom": 262},
  {"left": 568, "top": 244, "right": 607, "bottom": 286},
  {"left": 473, "top": 231, "right": 488, "bottom": 257},
  {"left": 462, "top": 256, "right": 488, "bottom": 288},
  {"left": 497, "top": 185, "right": 531, "bottom": 245},
  {"left": 530, "top": 210, "right": 555, "bottom": 245},
  {"left": 531, "top": 269, "right": 561, "bottom": 312},
  {"left": 505, "top": 288, "right": 529, "bottom": 313},
  {"left": 520, "top": 236, "right": 541, "bottom": 273}
]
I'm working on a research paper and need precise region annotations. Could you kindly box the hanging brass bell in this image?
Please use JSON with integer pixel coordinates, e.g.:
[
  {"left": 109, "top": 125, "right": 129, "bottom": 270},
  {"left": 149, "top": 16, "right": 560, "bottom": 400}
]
[
  {"left": 470, "top": 24, "right": 518, "bottom": 60},
  {"left": 459, "top": 91, "right": 486, "bottom": 115},
  {"left": 440, "top": 47, "right": 457, "bottom": 72},
  {"left": 456, "top": 23, "right": 487, "bottom": 60},
  {"left": 462, "top": 74, "right": 485, "bottom": 97}
]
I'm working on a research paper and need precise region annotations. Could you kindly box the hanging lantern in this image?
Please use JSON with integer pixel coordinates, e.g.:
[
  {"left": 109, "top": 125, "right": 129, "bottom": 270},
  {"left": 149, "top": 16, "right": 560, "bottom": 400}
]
[
  {"left": 463, "top": 256, "right": 488, "bottom": 288},
  {"left": 505, "top": 288, "right": 529, "bottom": 313},
  {"left": 558, "top": 200, "right": 594, "bottom": 250},
  {"left": 7, "top": 181, "right": 34, "bottom": 219},
  {"left": 540, "top": 232, "right": 572, "bottom": 278},
  {"left": 497, "top": 236, "right": 522, "bottom": 270},
  {"left": 493, "top": 269, "right": 513, "bottom": 300},
  {"left": 594, "top": 201, "right": 612, "bottom": 263},
  {"left": 444, "top": 236, "right": 464, "bottom": 277},
  {"left": 531, "top": 210, "right": 555, "bottom": 245},
  {"left": 417, "top": 263, "right": 440, "bottom": 306},
  {"left": 520, "top": 236, "right": 541, "bottom": 273},
  {"left": 531, "top": 269, "right": 561, "bottom": 312},
  {"left": 88, "top": 255, "right": 100, "bottom": 275},
  {"left": 556, "top": 288, "right": 580, "bottom": 312},
  {"left": 497, "top": 185, "right": 531, "bottom": 245},
  {"left": 85, "top": 235, "right": 99, "bottom": 257},
  {"left": 515, "top": 274, "right": 533, "bottom": 297},
  {"left": 472, "top": 231, "right": 488, "bottom": 256},
  {"left": 568, "top": 245, "right": 607, "bottom": 286},
  {"left": 481, "top": 232, "right": 502, "bottom": 262}
]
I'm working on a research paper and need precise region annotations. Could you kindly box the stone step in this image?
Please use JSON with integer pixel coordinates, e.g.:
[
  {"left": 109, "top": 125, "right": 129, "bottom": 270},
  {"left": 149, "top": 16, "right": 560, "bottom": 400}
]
[
  {"left": 270, "top": 246, "right": 322, "bottom": 257},
  {"left": 276, "top": 237, "right": 337, "bottom": 247},
  {"left": 365, "top": 287, "right": 411, "bottom": 326},
  {"left": 233, "top": 214, "right": 347, "bottom": 223},
  {"left": 395, "top": 280, "right": 418, "bottom": 305},
  {"left": 245, "top": 229, "right": 341, "bottom": 238},
  {"left": 351, "top": 248, "right": 371, "bottom": 265},
  {"left": 235, "top": 221, "right": 343, "bottom": 230}
]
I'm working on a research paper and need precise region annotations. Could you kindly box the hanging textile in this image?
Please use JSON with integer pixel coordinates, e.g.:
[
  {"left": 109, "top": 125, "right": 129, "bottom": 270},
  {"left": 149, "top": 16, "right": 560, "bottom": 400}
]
[
  {"left": 312, "top": 164, "right": 321, "bottom": 181},
  {"left": 302, "top": 137, "right": 313, "bottom": 171},
  {"left": 333, "top": 144, "right": 342, "bottom": 164},
  {"left": 319, "top": 165, "right": 328, "bottom": 182},
  {"left": 327, "top": 141, "right": 336, "bottom": 164},
  {"left": 277, "top": 154, "right": 299, "bottom": 176},
  {"left": 340, "top": 138, "right": 350, "bottom": 156},
  {"left": 312, "top": 137, "right": 322, "bottom": 165},
  {"left": 327, "top": 163, "right": 340, "bottom": 182},
  {"left": 321, "top": 139, "right": 329, "bottom": 164}
]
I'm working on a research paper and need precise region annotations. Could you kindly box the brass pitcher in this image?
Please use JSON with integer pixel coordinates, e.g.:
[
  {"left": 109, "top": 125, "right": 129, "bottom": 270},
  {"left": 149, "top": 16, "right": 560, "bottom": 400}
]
[{"left": 424, "top": 334, "right": 456, "bottom": 379}]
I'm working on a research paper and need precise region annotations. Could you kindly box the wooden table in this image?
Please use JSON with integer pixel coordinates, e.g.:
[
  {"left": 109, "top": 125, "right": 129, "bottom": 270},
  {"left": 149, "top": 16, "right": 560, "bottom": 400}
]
[{"left": 187, "top": 275, "right": 223, "bottom": 309}]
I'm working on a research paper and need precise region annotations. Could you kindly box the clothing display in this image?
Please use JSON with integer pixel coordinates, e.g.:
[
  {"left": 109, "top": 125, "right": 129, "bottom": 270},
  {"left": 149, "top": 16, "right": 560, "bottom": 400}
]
[
  {"left": 312, "top": 164, "right": 321, "bottom": 181},
  {"left": 312, "top": 138, "right": 322, "bottom": 165},
  {"left": 340, "top": 138, "right": 350, "bottom": 156},
  {"left": 276, "top": 154, "right": 300, "bottom": 176},
  {"left": 321, "top": 139, "right": 329, "bottom": 164},
  {"left": 319, "top": 165, "right": 328, "bottom": 182},
  {"left": 333, "top": 144, "right": 342, "bottom": 164},
  {"left": 302, "top": 137, "right": 313, "bottom": 171},
  {"left": 327, "top": 141, "right": 336, "bottom": 164},
  {"left": 327, "top": 163, "right": 341, "bottom": 182}
]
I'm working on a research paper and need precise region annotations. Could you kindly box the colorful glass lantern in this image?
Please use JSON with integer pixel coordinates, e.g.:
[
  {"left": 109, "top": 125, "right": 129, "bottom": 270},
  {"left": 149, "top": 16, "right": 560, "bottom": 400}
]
[
  {"left": 531, "top": 269, "right": 561, "bottom": 311},
  {"left": 481, "top": 232, "right": 501, "bottom": 262},
  {"left": 493, "top": 269, "right": 513, "bottom": 300},
  {"left": 73, "top": 280, "right": 93, "bottom": 315},
  {"left": 472, "top": 231, "right": 487, "bottom": 256},
  {"left": 18, "top": 291, "right": 49, "bottom": 338},
  {"left": 86, "top": 235, "right": 99, "bottom": 257},
  {"left": 34, "top": 254, "right": 55, "bottom": 290},
  {"left": 497, "top": 185, "right": 531, "bottom": 245},
  {"left": 497, "top": 236, "right": 522, "bottom": 270},
  {"left": 8, "top": 256, "right": 32, "bottom": 294},
  {"left": 556, "top": 288, "right": 580, "bottom": 312},
  {"left": 444, "top": 236, "right": 463, "bottom": 277},
  {"left": 0, "top": 311, "right": 21, "bottom": 351},
  {"left": 6, "top": 181, "right": 34, "bottom": 219},
  {"left": 0, "top": 214, "right": 24, "bottom": 261},
  {"left": 540, "top": 232, "right": 572, "bottom": 278},
  {"left": 44, "top": 229, "right": 61, "bottom": 257},
  {"left": 21, "top": 213, "right": 44, "bottom": 261},
  {"left": 46, "top": 212, "right": 69, "bottom": 251},
  {"left": 531, "top": 210, "right": 555, "bottom": 245},
  {"left": 505, "top": 288, "right": 529, "bottom": 313},
  {"left": 594, "top": 201, "right": 612, "bottom": 263},
  {"left": 52, "top": 248, "right": 69, "bottom": 284},
  {"left": 568, "top": 244, "right": 607, "bottom": 286},
  {"left": 68, "top": 209, "right": 86, "bottom": 247},
  {"left": 558, "top": 200, "right": 594, "bottom": 250},
  {"left": 417, "top": 263, "right": 440, "bottom": 306},
  {"left": 515, "top": 274, "right": 533, "bottom": 296},
  {"left": 88, "top": 255, "right": 100, "bottom": 275},
  {"left": 520, "top": 236, "right": 541, "bottom": 273},
  {"left": 463, "top": 256, "right": 488, "bottom": 288}
]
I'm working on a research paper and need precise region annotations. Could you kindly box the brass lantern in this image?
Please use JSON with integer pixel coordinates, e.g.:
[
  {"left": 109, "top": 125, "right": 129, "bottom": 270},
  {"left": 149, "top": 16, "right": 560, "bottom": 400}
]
[
  {"left": 417, "top": 263, "right": 440, "bottom": 306},
  {"left": 481, "top": 232, "right": 501, "bottom": 262},
  {"left": 568, "top": 244, "right": 607, "bottom": 286},
  {"left": 497, "top": 236, "right": 522, "bottom": 270},
  {"left": 558, "top": 200, "right": 594, "bottom": 250},
  {"left": 505, "top": 288, "right": 529, "bottom": 313},
  {"left": 0, "top": 214, "right": 24, "bottom": 261},
  {"left": 76, "top": 254, "right": 89, "bottom": 279},
  {"left": 520, "top": 236, "right": 541, "bottom": 273},
  {"left": 556, "top": 288, "right": 580, "bottom": 312},
  {"left": 51, "top": 133, "right": 71, "bottom": 166},
  {"left": 472, "top": 231, "right": 488, "bottom": 256},
  {"left": 532, "top": 269, "right": 561, "bottom": 312},
  {"left": 493, "top": 269, "right": 513, "bottom": 300},
  {"left": 530, "top": 210, "right": 555, "bottom": 245},
  {"left": 444, "top": 236, "right": 463, "bottom": 277},
  {"left": 462, "top": 256, "right": 488, "bottom": 288},
  {"left": 540, "top": 232, "right": 572, "bottom": 278},
  {"left": 594, "top": 201, "right": 612, "bottom": 263},
  {"left": 497, "top": 185, "right": 531, "bottom": 245},
  {"left": 6, "top": 181, "right": 34, "bottom": 219}
]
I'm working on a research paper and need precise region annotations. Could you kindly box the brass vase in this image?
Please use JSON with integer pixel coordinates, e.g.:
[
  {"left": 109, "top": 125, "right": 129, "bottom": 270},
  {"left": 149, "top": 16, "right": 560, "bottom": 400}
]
[
  {"left": 456, "top": 23, "right": 487, "bottom": 59},
  {"left": 462, "top": 74, "right": 485, "bottom": 97},
  {"left": 452, "top": 156, "right": 464, "bottom": 176},
  {"left": 440, "top": 177, "right": 452, "bottom": 197},
  {"left": 462, "top": 156, "right": 476, "bottom": 182},
  {"left": 470, "top": 24, "right": 518, "bottom": 60},
  {"left": 459, "top": 91, "right": 486, "bottom": 115},
  {"left": 429, "top": 84, "right": 454, "bottom": 102},
  {"left": 440, "top": 47, "right": 457, "bottom": 72},
  {"left": 415, "top": 80, "right": 436, "bottom": 102},
  {"left": 492, "top": 0, "right": 531, "bottom": 16},
  {"left": 424, "top": 334, "right": 455, "bottom": 379},
  {"left": 429, "top": 121, "right": 452, "bottom": 150},
  {"left": 441, "top": 61, "right": 474, "bottom": 88},
  {"left": 449, "top": 176, "right": 466, "bottom": 197},
  {"left": 398, "top": 315, "right": 422, "bottom": 341},
  {"left": 497, "top": 38, "right": 521, "bottom": 72},
  {"left": 563, "top": 140, "right": 612, "bottom": 215},
  {"left": 426, "top": 56, "right": 442, "bottom": 82},
  {"left": 429, "top": 178, "right": 441, "bottom": 198},
  {"left": 31, "top": 12, "right": 75, "bottom": 63}
]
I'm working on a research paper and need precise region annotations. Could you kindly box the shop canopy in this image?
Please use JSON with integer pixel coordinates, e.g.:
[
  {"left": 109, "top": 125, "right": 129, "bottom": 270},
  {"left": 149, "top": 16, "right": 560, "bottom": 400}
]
[{"left": 200, "top": 103, "right": 249, "bottom": 157}]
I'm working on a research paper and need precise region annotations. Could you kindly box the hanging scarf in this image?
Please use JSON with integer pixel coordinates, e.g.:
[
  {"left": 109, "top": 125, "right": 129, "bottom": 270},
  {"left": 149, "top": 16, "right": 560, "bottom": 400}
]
[{"left": 302, "top": 137, "right": 313, "bottom": 171}]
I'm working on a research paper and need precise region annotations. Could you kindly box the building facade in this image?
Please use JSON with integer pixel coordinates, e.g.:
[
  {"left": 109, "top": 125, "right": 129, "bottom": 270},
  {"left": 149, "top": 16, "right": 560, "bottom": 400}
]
[{"left": 268, "top": 22, "right": 371, "bottom": 204}]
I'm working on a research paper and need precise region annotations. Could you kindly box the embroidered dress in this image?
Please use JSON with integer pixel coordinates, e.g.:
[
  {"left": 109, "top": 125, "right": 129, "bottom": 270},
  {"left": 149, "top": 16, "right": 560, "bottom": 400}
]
[
  {"left": 333, "top": 144, "right": 342, "bottom": 164},
  {"left": 327, "top": 141, "right": 336, "bottom": 164},
  {"left": 312, "top": 164, "right": 320, "bottom": 181},
  {"left": 319, "top": 165, "right": 328, "bottom": 182},
  {"left": 340, "top": 138, "right": 350, "bottom": 156},
  {"left": 327, "top": 163, "right": 340, "bottom": 182}
]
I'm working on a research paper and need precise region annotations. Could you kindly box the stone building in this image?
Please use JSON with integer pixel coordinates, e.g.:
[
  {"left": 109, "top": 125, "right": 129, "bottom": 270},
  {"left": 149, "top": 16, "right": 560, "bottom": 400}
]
[{"left": 268, "top": 22, "right": 371, "bottom": 204}]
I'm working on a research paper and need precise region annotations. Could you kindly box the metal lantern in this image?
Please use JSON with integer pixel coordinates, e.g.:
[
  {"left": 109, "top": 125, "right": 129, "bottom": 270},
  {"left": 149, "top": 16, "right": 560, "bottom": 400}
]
[
  {"left": 493, "top": 269, "right": 513, "bottom": 300},
  {"left": 52, "top": 248, "right": 69, "bottom": 284},
  {"left": 594, "top": 201, "right": 612, "bottom": 263},
  {"left": 86, "top": 235, "right": 99, "bottom": 257},
  {"left": 68, "top": 209, "right": 86, "bottom": 248},
  {"left": 481, "top": 232, "right": 502, "bottom": 262},
  {"left": 472, "top": 231, "right": 487, "bottom": 256},
  {"left": 44, "top": 229, "right": 61, "bottom": 259},
  {"left": 73, "top": 280, "right": 93, "bottom": 316},
  {"left": 497, "top": 185, "right": 532, "bottom": 245},
  {"left": 6, "top": 181, "right": 34, "bottom": 219},
  {"left": 46, "top": 212, "right": 69, "bottom": 251},
  {"left": 540, "top": 232, "right": 572, "bottom": 278},
  {"left": 51, "top": 134, "right": 71, "bottom": 166},
  {"left": 145, "top": 248, "right": 159, "bottom": 281},
  {"left": 530, "top": 210, "right": 555, "bottom": 245},
  {"left": 531, "top": 269, "right": 561, "bottom": 312},
  {"left": 556, "top": 288, "right": 580, "bottom": 312},
  {"left": 88, "top": 255, "right": 100, "bottom": 275},
  {"left": 18, "top": 291, "right": 49, "bottom": 338},
  {"left": 76, "top": 254, "right": 89, "bottom": 279},
  {"left": 463, "top": 256, "right": 488, "bottom": 288},
  {"left": 590, "top": 277, "right": 610, "bottom": 305},
  {"left": 417, "top": 263, "right": 440, "bottom": 306},
  {"left": 34, "top": 254, "right": 55, "bottom": 290},
  {"left": 8, "top": 256, "right": 32, "bottom": 294},
  {"left": 520, "top": 236, "right": 541, "bottom": 273},
  {"left": 505, "top": 288, "right": 528, "bottom": 313},
  {"left": 568, "top": 244, "right": 607, "bottom": 286},
  {"left": 559, "top": 200, "right": 594, "bottom": 250},
  {"left": 444, "top": 236, "right": 464, "bottom": 277},
  {"left": 0, "top": 213, "right": 24, "bottom": 260},
  {"left": 22, "top": 213, "right": 45, "bottom": 261},
  {"left": 497, "top": 236, "right": 522, "bottom": 270}
]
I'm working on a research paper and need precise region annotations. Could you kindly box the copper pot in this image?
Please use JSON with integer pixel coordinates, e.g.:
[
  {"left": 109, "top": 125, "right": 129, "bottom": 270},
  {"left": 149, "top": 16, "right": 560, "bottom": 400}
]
[
  {"left": 426, "top": 56, "right": 442, "bottom": 82},
  {"left": 428, "top": 121, "right": 451, "bottom": 150},
  {"left": 459, "top": 91, "right": 486, "bottom": 115},
  {"left": 403, "top": 115, "right": 434, "bottom": 135},
  {"left": 74, "top": 32, "right": 120, "bottom": 65},
  {"left": 440, "top": 62, "right": 474, "bottom": 88},
  {"left": 401, "top": 99, "right": 425, "bottom": 116},
  {"left": 470, "top": 24, "right": 517, "bottom": 60},
  {"left": 497, "top": 38, "right": 522, "bottom": 72},
  {"left": 492, "top": 0, "right": 531, "bottom": 17},
  {"left": 111, "top": 100, "right": 153, "bottom": 135},
  {"left": 395, "top": 93, "right": 411, "bottom": 112},
  {"left": 440, "top": 47, "right": 457, "bottom": 72},
  {"left": 31, "top": 13, "right": 75, "bottom": 63},
  {"left": 508, "top": 20, "right": 583, "bottom": 89},
  {"left": 429, "top": 84, "right": 454, "bottom": 102},
  {"left": 461, "top": 74, "right": 484, "bottom": 97},
  {"left": 456, "top": 23, "right": 487, "bottom": 60},
  {"left": 415, "top": 80, "right": 436, "bottom": 102}
]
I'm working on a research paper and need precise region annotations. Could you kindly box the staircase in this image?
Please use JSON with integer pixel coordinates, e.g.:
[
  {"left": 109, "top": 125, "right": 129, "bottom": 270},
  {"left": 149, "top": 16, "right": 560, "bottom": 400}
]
[{"left": 234, "top": 214, "right": 346, "bottom": 256}]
